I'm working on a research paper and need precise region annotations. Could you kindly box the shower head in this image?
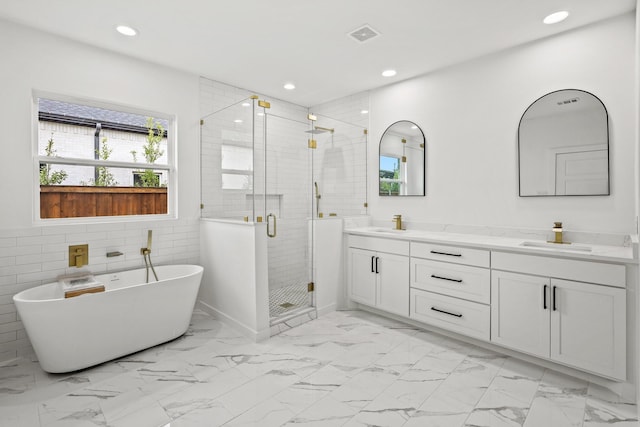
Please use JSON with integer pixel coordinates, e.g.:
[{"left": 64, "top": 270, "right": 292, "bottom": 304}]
[{"left": 304, "top": 126, "right": 334, "bottom": 134}]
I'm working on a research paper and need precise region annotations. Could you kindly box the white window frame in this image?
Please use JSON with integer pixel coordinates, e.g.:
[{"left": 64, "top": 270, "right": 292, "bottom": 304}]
[
  {"left": 379, "top": 154, "right": 405, "bottom": 195},
  {"left": 33, "top": 91, "right": 177, "bottom": 224}
]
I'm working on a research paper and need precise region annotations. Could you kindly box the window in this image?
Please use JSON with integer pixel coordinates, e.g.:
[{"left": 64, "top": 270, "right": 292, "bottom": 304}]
[
  {"left": 133, "top": 171, "right": 162, "bottom": 187},
  {"left": 35, "top": 94, "right": 175, "bottom": 220},
  {"left": 221, "top": 144, "right": 253, "bottom": 190},
  {"left": 379, "top": 155, "right": 402, "bottom": 195}
]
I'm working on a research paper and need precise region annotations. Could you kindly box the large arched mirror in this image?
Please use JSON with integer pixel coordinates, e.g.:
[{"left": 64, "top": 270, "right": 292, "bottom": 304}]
[
  {"left": 379, "top": 121, "right": 425, "bottom": 196},
  {"left": 518, "top": 89, "right": 609, "bottom": 196}
]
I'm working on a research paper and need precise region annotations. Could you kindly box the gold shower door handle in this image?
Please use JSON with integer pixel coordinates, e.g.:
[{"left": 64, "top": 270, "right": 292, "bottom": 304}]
[{"left": 267, "top": 213, "right": 277, "bottom": 238}]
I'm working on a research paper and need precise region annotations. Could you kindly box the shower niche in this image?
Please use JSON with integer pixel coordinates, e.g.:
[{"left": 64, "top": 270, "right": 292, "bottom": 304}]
[{"left": 199, "top": 94, "right": 367, "bottom": 337}]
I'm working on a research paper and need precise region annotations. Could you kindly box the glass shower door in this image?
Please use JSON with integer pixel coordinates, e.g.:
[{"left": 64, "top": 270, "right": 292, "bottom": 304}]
[
  {"left": 200, "top": 97, "right": 259, "bottom": 221},
  {"left": 262, "top": 112, "right": 314, "bottom": 321},
  {"left": 312, "top": 114, "right": 368, "bottom": 217}
]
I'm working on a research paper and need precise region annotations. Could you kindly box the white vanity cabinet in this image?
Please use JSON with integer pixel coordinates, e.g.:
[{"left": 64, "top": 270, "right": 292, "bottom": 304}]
[
  {"left": 491, "top": 252, "right": 626, "bottom": 380},
  {"left": 348, "top": 235, "right": 410, "bottom": 316},
  {"left": 344, "top": 228, "right": 633, "bottom": 382},
  {"left": 409, "top": 242, "right": 491, "bottom": 340}
]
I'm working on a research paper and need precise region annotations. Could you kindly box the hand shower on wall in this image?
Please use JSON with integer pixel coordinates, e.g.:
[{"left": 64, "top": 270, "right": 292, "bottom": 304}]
[{"left": 140, "top": 230, "right": 159, "bottom": 283}]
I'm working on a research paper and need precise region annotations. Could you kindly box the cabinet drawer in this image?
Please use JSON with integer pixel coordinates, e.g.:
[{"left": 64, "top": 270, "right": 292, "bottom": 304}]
[
  {"left": 492, "top": 251, "right": 625, "bottom": 288},
  {"left": 411, "top": 242, "right": 489, "bottom": 268},
  {"left": 348, "top": 234, "right": 409, "bottom": 256},
  {"left": 410, "top": 289, "right": 490, "bottom": 341},
  {"left": 411, "top": 258, "right": 490, "bottom": 304}
]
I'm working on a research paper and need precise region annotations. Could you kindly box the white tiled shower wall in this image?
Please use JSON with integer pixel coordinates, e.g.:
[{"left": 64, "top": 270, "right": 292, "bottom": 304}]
[
  {"left": 0, "top": 219, "right": 199, "bottom": 363},
  {"left": 311, "top": 93, "right": 370, "bottom": 217}
]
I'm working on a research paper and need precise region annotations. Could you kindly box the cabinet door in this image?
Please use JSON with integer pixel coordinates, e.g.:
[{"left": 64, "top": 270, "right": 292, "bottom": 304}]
[
  {"left": 376, "top": 252, "right": 410, "bottom": 316},
  {"left": 491, "top": 271, "right": 550, "bottom": 359},
  {"left": 550, "top": 278, "right": 626, "bottom": 380},
  {"left": 349, "top": 248, "right": 376, "bottom": 306}
]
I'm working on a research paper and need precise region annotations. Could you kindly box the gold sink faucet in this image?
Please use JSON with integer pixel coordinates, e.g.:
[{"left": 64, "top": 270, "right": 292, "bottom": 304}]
[
  {"left": 549, "top": 221, "right": 568, "bottom": 244},
  {"left": 392, "top": 214, "right": 403, "bottom": 230}
]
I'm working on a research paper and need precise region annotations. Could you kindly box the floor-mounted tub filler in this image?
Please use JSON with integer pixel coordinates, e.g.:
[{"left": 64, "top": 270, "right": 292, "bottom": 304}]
[{"left": 13, "top": 264, "right": 203, "bottom": 373}]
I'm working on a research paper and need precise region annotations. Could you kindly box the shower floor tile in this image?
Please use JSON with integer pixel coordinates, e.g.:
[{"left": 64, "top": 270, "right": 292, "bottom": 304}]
[
  {"left": 269, "top": 283, "right": 311, "bottom": 318},
  {"left": 0, "top": 310, "right": 636, "bottom": 427}
]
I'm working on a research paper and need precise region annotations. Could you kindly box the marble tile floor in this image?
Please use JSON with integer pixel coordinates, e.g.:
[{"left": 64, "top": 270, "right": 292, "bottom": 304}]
[{"left": 0, "top": 309, "right": 637, "bottom": 427}]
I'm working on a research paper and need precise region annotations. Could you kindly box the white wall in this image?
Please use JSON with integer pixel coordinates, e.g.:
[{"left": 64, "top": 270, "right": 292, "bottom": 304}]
[
  {"left": 0, "top": 20, "right": 201, "bottom": 362},
  {"left": 369, "top": 14, "right": 636, "bottom": 235}
]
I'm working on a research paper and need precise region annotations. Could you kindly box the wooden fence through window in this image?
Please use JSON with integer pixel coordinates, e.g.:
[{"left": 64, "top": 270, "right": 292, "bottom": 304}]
[{"left": 40, "top": 186, "right": 168, "bottom": 218}]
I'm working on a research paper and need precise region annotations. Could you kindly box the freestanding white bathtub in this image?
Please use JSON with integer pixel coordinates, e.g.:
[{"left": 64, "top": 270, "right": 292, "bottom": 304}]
[{"left": 13, "top": 264, "right": 203, "bottom": 373}]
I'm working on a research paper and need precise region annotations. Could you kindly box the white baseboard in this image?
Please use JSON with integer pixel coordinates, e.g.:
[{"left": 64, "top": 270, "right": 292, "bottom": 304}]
[
  {"left": 197, "top": 300, "right": 270, "bottom": 342},
  {"left": 316, "top": 302, "right": 337, "bottom": 317}
]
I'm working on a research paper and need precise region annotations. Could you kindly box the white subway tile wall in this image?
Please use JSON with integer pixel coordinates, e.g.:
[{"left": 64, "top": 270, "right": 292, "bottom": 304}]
[
  {"left": 310, "top": 93, "right": 370, "bottom": 217},
  {"left": 0, "top": 219, "right": 200, "bottom": 363}
]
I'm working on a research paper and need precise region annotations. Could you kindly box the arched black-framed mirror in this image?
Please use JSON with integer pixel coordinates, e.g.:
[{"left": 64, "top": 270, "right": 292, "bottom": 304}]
[
  {"left": 379, "top": 121, "right": 425, "bottom": 196},
  {"left": 518, "top": 89, "right": 609, "bottom": 197}
]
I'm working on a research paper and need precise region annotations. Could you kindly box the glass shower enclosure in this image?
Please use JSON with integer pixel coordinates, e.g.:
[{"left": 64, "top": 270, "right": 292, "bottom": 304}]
[
  {"left": 200, "top": 97, "right": 314, "bottom": 323},
  {"left": 200, "top": 95, "right": 368, "bottom": 328}
]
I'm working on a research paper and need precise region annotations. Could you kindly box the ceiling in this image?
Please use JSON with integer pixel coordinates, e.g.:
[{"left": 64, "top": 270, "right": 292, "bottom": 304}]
[{"left": 0, "top": 0, "right": 636, "bottom": 107}]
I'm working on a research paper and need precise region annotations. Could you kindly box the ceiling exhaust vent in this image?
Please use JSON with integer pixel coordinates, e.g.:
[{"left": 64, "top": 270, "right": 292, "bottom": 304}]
[{"left": 348, "top": 24, "right": 380, "bottom": 43}]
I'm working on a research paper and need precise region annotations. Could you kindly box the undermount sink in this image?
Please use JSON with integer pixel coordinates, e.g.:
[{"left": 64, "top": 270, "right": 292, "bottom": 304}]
[
  {"left": 367, "top": 227, "right": 407, "bottom": 233},
  {"left": 520, "top": 241, "right": 592, "bottom": 253}
]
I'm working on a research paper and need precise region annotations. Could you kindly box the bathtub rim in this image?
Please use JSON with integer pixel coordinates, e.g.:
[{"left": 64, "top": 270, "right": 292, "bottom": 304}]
[{"left": 13, "top": 264, "right": 204, "bottom": 303}]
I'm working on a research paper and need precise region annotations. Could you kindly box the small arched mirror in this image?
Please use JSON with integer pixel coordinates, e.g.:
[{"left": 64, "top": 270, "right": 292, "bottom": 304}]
[
  {"left": 379, "top": 121, "right": 425, "bottom": 196},
  {"left": 518, "top": 89, "right": 609, "bottom": 196}
]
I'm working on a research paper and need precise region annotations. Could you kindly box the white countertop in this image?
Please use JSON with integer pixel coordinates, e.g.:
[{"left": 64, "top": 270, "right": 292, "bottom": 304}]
[{"left": 345, "top": 226, "right": 637, "bottom": 263}]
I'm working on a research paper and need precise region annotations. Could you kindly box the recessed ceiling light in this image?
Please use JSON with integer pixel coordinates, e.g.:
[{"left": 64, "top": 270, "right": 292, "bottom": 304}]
[
  {"left": 543, "top": 11, "right": 569, "bottom": 25},
  {"left": 284, "top": 83, "right": 296, "bottom": 90},
  {"left": 411, "top": 125, "right": 418, "bottom": 129},
  {"left": 382, "top": 69, "right": 397, "bottom": 77},
  {"left": 257, "top": 112, "right": 264, "bottom": 116},
  {"left": 242, "top": 102, "right": 250, "bottom": 107},
  {"left": 116, "top": 25, "right": 137, "bottom": 36},
  {"left": 361, "top": 110, "right": 369, "bottom": 115},
  {"left": 234, "top": 119, "right": 243, "bottom": 123}
]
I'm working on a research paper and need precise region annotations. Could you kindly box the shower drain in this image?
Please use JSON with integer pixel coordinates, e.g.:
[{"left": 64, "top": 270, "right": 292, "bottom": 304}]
[{"left": 270, "top": 284, "right": 310, "bottom": 317}]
